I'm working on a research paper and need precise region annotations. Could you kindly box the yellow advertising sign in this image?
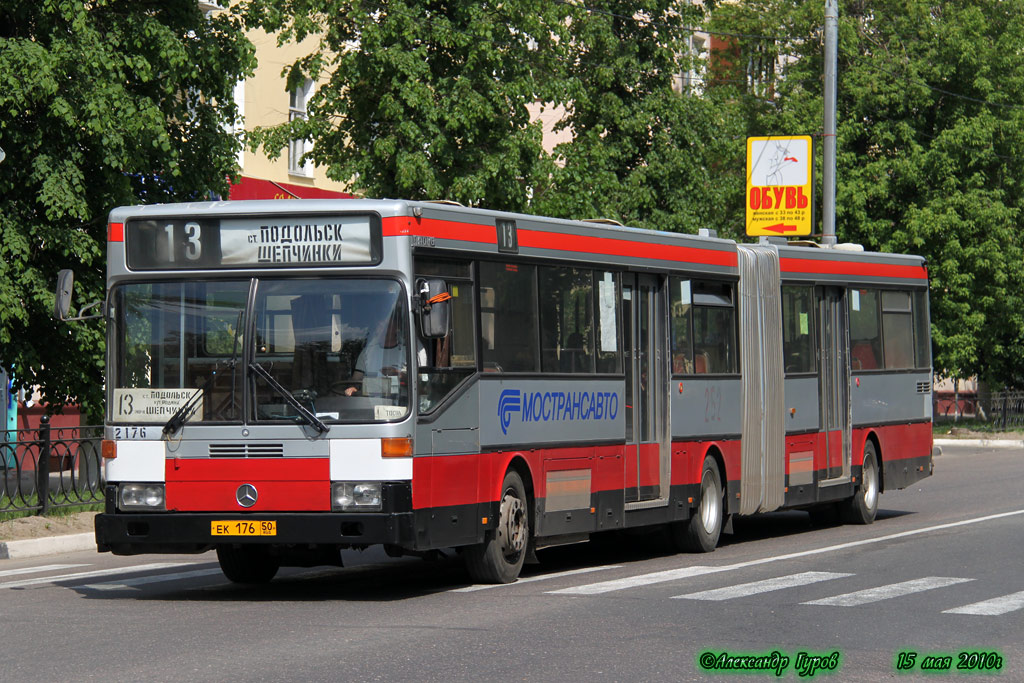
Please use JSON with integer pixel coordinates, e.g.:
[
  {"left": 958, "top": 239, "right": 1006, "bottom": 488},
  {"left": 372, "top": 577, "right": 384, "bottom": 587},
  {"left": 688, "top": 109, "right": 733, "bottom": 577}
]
[{"left": 745, "top": 135, "right": 813, "bottom": 237}]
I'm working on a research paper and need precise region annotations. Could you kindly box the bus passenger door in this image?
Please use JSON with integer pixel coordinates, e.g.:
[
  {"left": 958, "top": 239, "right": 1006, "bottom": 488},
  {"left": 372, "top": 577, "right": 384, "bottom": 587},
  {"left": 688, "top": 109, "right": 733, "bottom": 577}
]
[
  {"left": 623, "top": 274, "right": 670, "bottom": 507},
  {"left": 818, "top": 286, "right": 851, "bottom": 483}
]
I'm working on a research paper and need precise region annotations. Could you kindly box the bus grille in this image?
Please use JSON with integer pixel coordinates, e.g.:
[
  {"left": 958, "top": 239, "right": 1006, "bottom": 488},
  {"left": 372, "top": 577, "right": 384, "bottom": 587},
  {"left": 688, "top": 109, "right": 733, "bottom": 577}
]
[{"left": 208, "top": 443, "right": 285, "bottom": 458}]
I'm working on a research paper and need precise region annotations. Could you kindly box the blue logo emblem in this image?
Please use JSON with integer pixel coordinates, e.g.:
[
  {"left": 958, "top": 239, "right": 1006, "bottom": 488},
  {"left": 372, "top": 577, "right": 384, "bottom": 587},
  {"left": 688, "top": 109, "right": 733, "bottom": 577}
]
[
  {"left": 498, "top": 389, "right": 522, "bottom": 435},
  {"left": 497, "top": 387, "right": 618, "bottom": 436}
]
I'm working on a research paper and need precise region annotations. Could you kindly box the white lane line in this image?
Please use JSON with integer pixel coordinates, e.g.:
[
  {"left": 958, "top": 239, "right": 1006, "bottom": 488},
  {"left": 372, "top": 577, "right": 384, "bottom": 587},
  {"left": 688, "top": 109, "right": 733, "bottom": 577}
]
[
  {"left": 81, "top": 568, "right": 224, "bottom": 591},
  {"left": 802, "top": 577, "right": 973, "bottom": 607},
  {"left": 548, "top": 508, "right": 1024, "bottom": 596},
  {"left": 943, "top": 590, "right": 1024, "bottom": 616},
  {"left": 0, "top": 563, "right": 198, "bottom": 590},
  {"left": 452, "top": 565, "right": 622, "bottom": 592},
  {"left": 0, "top": 564, "right": 89, "bottom": 578},
  {"left": 673, "top": 571, "right": 853, "bottom": 601}
]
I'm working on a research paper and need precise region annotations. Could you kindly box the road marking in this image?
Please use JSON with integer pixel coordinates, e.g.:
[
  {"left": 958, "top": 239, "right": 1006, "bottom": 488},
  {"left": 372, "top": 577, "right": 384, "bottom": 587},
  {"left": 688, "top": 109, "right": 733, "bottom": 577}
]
[
  {"left": 673, "top": 571, "right": 853, "bottom": 601},
  {"left": 452, "top": 565, "right": 622, "bottom": 592},
  {"left": 81, "top": 568, "right": 224, "bottom": 591},
  {"left": 0, "top": 564, "right": 89, "bottom": 578},
  {"left": 802, "top": 577, "right": 973, "bottom": 606},
  {"left": 548, "top": 508, "right": 1024, "bottom": 596},
  {"left": 0, "top": 563, "right": 197, "bottom": 590},
  {"left": 943, "top": 590, "right": 1024, "bottom": 616}
]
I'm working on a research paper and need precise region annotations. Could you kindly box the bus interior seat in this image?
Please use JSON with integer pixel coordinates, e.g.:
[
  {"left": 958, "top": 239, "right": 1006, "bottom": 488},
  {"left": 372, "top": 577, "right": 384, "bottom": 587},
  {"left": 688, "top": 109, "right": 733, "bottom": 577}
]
[{"left": 851, "top": 341, "right": 878, "bottom": 370}]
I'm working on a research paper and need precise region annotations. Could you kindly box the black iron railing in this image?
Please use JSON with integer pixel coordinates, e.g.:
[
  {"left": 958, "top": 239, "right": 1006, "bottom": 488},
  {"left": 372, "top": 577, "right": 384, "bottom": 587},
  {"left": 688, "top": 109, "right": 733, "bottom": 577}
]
[
  {"left": 1, "top": 416, "right": 104, "bottom": 515},
  {"left": 986, "top": 392, "right": 1024, "bottom": 430}
]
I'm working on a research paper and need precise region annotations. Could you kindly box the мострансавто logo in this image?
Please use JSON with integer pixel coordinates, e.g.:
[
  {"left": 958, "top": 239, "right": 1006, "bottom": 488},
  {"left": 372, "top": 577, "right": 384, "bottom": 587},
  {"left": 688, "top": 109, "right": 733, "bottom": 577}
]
[{"left": 498, "top": 388, "right": 619, "bottom": 435}]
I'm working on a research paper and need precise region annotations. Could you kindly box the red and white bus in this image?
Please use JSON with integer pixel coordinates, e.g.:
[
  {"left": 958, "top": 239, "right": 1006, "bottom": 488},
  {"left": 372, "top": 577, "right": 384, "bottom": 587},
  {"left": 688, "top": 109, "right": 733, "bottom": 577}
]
[{"left": 77, "top": 199, "right": 932, "bottom": 583}]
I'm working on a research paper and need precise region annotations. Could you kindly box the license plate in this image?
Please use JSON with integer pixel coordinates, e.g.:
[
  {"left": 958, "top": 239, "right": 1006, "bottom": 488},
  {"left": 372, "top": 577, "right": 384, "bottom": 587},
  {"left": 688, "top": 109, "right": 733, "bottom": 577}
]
[{"left": 211, "top": 520, "right": 277, "bottom": 536}]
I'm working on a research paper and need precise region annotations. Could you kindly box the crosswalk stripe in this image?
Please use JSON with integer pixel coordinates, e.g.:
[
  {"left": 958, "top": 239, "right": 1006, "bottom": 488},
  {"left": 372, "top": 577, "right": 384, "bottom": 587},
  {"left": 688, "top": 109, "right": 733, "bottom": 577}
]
[
  {"left": 943, "top": 590, "right": 1024, "bottom": 616},
  {"left": 547, "top": 565, "right": 723, "bottom": 595},
  {"left": 0, "top": 563, "right": 198, "bottom": 590},
  {"left": 802, "top": 576, "right": 973, "bottom": 606},
  {"left": 0, "top": 564, "right": 89, "bottom": 578},
  {"left": 452, "top": 565, "right": 622, "bottom": 592},
  {"left": 81, "top": 568, "right": 225, "bottom": 591},
  {"left": 673, "top": 571, "right": 853, "bottom": 601}
]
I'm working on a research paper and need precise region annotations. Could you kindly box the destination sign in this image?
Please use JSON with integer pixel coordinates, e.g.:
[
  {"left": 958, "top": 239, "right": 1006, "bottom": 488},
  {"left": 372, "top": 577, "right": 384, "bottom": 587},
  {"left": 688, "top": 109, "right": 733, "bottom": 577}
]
[
  {"left": 112, "top": 388, "right": 203, "bottom": 423},
  {"left": 125, "top": 214, "right": 381, "bottom": 270}
]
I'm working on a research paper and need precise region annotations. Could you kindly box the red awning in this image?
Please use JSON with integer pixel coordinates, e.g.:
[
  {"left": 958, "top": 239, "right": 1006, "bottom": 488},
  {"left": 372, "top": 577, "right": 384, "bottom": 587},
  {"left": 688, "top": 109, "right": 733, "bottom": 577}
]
[{"left": 228, "top": 176, "right": 356, "bottom": 201}]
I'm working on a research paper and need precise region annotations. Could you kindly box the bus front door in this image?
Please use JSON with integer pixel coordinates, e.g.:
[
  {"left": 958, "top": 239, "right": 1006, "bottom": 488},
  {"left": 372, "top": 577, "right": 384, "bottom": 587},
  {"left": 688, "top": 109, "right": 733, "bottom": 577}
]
[
  {"left": 818, "top": 286, "right": 851, "bottom": 484},
  {"left": 623, "top": 274, "right": 670, "bottom": 507}
]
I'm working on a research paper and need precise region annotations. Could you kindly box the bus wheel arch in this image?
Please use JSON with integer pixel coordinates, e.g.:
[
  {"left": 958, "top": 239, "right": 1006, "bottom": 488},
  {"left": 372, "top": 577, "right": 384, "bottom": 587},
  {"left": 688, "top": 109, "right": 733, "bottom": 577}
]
[
  {"left": 672, "top": 449, "right": 725, "bottom": 553},
  {"left": 842, "top": 436, "right": 880, "bottom": 525},
  {"left": 465, "top": 459, "right": 532, "bottom": 584}
]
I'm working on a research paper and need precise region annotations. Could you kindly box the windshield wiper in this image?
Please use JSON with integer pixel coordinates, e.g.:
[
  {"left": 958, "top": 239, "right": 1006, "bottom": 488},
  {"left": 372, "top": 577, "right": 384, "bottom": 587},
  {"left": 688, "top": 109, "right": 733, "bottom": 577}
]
[
  {"left": 248, "top": 361, "right": 330, "bottom": 435},
  {"left": 162, "top": 359, "right": 236, "bottom": 436}
]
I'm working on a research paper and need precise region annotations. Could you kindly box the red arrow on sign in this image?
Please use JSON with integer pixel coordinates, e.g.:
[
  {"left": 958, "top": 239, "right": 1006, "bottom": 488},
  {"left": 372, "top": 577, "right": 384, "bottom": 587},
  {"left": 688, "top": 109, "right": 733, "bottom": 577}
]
[{"left": 763, "top": 223, "right": 798, "bottom": 234}]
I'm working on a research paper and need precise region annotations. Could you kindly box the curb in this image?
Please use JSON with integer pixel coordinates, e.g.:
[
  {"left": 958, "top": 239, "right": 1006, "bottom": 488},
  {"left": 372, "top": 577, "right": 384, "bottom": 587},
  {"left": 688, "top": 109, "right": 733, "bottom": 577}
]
[
  {"left": 933, "top": 438, "right": 1024, "bottom": 450},
  {"left": 0, "top": 533, "right": 95, "bottom": 560}
]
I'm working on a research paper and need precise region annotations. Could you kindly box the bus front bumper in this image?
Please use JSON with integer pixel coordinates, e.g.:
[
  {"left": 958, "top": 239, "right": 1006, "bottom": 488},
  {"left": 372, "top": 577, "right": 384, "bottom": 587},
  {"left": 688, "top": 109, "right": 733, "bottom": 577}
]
[{"left": 95, "top": 511, "right": 416, "bottom": 555}]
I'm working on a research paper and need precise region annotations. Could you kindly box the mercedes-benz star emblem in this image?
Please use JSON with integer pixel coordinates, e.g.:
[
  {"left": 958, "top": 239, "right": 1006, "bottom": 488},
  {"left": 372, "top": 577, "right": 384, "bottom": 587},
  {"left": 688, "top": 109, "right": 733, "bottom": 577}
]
[{"left": 236, "top": 483, "right": 258, "bottom": 508}]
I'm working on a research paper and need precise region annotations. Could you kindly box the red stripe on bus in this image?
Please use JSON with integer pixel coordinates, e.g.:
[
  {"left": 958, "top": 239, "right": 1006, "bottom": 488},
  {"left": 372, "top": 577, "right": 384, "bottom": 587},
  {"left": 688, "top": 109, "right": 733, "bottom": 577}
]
[
  {"left": 781, "top": 257, "right": 927, "bottom": 281},
  {"left": 166, "top": 457, "right": 328, "bottom": 481},
  {"left": 382, "top": 217, "right": 495, "bottom": 244},
  {"left": 108, "top": 222, "right": 124, "bottom": 243},
  {"left": 384, "top": 216, "right": 737, "bottom": 266},
  {"left": 166, "top": 458, "right": 330, "bottom": 512},
  {"left": 519, "top": 229, "right": 738, "bottom": 267}
]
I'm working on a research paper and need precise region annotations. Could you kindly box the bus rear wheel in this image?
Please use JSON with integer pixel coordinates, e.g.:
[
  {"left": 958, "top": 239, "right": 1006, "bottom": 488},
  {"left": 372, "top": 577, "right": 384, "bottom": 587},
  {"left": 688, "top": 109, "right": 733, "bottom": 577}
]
[
  {"left": 465, "top": 470, "right": 528, "bottom": 584},
  {"left": 217, "top": 545, "right": 280, "bottom": 584},
  {"left": 841, "top": 441, "right": 879, "bottom": 525},
  {"left": 673, "top": 456, "right": 723, "bottom": 553}
]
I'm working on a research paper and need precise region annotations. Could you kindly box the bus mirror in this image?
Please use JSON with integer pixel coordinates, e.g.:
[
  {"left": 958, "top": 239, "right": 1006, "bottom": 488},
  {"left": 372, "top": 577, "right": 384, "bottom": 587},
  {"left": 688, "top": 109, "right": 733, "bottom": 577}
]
[
  {"left": 54, "top": 269, "right": 74, "bottom": 320},
  {"left": 417, "top": 278, "right": 450, "bottom": 339},
  {"left": 53, "top": 268, "right": 102, "bottom": 321}
]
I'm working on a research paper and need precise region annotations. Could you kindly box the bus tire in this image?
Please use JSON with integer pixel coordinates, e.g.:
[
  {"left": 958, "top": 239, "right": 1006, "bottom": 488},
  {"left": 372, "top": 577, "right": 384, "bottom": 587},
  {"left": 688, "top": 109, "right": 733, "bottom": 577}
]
[
  {"left": 465, "top": 470, "right": 528, "bottom": 584},
  {"left": 216, "top": 545, "right": 280, "bottom": 584},
  {"left": 841, "top": 441, "right": 879, "bottom": 525},
  {"left": 675, "top": 456, "right": 723, "bottom": 553}
]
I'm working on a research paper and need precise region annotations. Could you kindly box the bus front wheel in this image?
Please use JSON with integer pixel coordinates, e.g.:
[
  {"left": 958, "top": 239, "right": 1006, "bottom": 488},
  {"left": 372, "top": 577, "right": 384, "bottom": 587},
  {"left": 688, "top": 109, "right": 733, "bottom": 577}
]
[
  {"left": 673, "top": 456, "right": 723, "bottom": 553},
  {"left": 465, "top": 470, "right": 528, "bottom": 584},
  {"left": 217, "top": 545, "right": 280, "bottom": 584},
  {"left": 841, "top": 441, "right": 879, "bottom": 525}
]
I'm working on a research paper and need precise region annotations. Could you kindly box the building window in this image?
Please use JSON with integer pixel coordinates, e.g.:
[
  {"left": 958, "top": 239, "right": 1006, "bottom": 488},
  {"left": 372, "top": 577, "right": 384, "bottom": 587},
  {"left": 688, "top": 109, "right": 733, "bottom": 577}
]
[{"left": 288, "top": 79, "right": 314, "bottom": 177}]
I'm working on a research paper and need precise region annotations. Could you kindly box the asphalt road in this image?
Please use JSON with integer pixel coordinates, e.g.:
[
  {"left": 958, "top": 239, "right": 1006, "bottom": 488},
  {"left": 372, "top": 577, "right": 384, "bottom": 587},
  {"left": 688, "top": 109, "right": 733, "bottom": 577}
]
[{"left": 1, "top": 444, "right": 1021, "bottom": 682}]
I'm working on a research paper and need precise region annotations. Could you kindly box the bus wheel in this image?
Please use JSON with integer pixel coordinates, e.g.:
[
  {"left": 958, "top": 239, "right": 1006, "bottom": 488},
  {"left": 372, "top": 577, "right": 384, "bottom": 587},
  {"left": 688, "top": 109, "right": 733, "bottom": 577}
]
[
  {"left": 216, "top": 545, "right": 280, "bottom": 584},
  {"left": 841, "top": 441, "right": 879, "bottom": 525},
  {"left": 674, "top": 456, "right": 723, "bottom": 553},
  {"left": 465, "top": 470, "right": 528, "bottom": 584}
]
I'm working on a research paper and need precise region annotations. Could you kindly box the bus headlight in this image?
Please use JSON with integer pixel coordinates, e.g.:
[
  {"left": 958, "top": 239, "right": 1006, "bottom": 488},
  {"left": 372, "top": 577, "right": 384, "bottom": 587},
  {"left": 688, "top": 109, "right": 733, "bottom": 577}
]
[
  {"left": 331, "top": 482, "right": 382, "bottom": 512},
  {"left": 118, "top": 483, "right": 166, "bottom": 511}
]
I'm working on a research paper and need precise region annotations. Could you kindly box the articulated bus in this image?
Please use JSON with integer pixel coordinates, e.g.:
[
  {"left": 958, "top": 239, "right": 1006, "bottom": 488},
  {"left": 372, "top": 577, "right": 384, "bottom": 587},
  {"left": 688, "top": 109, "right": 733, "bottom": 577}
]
[{"left": 81, "top": 199, "right": 933, "bottom": 584}]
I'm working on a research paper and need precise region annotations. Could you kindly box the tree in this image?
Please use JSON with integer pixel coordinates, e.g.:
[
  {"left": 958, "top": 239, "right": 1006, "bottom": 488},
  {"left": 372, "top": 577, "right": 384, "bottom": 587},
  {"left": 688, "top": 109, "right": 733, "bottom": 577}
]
[
  {"left": 241, "top": 0, "right": 574, "bottom": 211},
  {"left": 0, "top": 1, "right": 255, "bottom": 420},
  {"left": 535, "top": 1, "right": 747, "bottom": 237},
  {"left": 711, "top": 0, "right": 1024, "bottom": 386}
]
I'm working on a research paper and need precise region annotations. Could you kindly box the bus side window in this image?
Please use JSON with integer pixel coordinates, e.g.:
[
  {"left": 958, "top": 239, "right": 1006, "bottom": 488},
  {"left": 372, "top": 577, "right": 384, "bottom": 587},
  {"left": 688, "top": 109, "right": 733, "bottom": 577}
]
[
  {"left": 414, "top": 259, "right": 476, "bottom": 413},
  {"left": 670, "top": 277, "right": 693, "bottom": 375},
  {"left": 781, "top": 285, "right": 815, "bottom": 374},
  {"left": 480, "top": 261, "right": 539, "bottom": 372},
  {"left": 849, "top": 289, "right": 882, "bottom": 371},
  {"left": 691, "top": 280, "right": 738, "bottom": 374}
]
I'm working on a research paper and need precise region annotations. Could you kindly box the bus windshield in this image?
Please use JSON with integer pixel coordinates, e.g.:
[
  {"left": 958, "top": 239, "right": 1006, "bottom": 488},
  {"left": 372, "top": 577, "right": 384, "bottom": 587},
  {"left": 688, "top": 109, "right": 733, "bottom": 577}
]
[{"left": 110, "top": 278, "right": 410, "bottom": 425}]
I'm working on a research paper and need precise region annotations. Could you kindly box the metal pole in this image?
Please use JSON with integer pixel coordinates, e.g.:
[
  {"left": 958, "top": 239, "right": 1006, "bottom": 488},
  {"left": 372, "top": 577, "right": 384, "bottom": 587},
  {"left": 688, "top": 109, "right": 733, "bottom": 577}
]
[
  {"left": 822, "top": 0, "right": 838, "bottom": 246},
  {"left": 38, "top": 415, "right": 51, "bottom": 515}
]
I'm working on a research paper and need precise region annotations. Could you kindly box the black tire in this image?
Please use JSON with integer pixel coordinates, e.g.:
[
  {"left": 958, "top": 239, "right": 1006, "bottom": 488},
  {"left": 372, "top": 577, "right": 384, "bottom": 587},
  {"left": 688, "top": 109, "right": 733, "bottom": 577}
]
[
  {"left": 216, "top": 545, "right": 281, "bottom": 584},
  {"left": 465, "top": 470, "right": 529, "bottom": 584},
  {"left": 841, "top": 440, "right": 880, "bottom": 525},
  {"left": 673, "top": 456, "right": 723, "bottom": 553}
]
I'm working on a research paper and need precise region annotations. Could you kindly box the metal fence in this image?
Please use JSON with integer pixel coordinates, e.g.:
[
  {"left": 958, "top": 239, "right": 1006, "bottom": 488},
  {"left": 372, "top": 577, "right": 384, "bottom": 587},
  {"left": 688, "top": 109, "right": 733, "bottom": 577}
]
[
  {"left": 1, "top": 416, "right": 104, "bottom": 515},
  {"left": 933, "top": 390, "right": 1024, "bottom": 429}
]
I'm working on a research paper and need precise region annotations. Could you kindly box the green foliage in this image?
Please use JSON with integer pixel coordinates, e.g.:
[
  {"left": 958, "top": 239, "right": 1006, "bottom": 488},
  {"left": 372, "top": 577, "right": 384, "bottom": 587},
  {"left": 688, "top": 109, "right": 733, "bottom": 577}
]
[
  {"left": 713, "top": 0, "right": 1024, "bottom": 386},
  {"left": 242, "top": 0, "right": 573, "bottom": 211},
  {"left": 535, "top": 1, "right": 747, "bottom": 237},
  {"left": 0, "top": 2, "right": 255, "bottom": 420}
]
